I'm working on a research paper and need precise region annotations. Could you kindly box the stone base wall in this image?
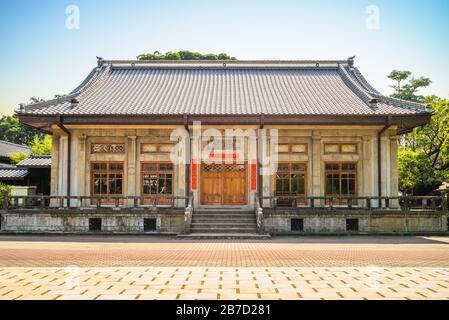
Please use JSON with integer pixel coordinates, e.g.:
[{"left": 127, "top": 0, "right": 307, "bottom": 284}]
[
  {"left": 264, "top": 209, "right": 448, "bottom": 234},
  {"left": 0, "top": 209, "right": 184, "bottom": 234}
]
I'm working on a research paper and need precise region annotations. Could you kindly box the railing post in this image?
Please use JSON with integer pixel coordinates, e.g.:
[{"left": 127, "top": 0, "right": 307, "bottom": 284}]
[
  {"left": 310, "top": 197, "right": 315, "bottom": 209},
  {"left": 366, "top": 197, "right": 371, "bottom": 210},
  {"left": 96, "top": 198, "right": 101, "bottom": 209},
  {"left": 348, "top": 197, "right": 352, "bottom": 209},
  {"left": 422, "top": 198, "right": 427, "bottom": 209},
  {"left": 114, "top": 197, "right": 120, "bottom": 208},
  {"left": 134, "top": 197, "right": 138, "bottom": 208},
  {"left": 385, "top": 197, "right": 390, "bottom": 209},
  {"left": 329, "top": 197, "right": 333, "bottom": 209}
]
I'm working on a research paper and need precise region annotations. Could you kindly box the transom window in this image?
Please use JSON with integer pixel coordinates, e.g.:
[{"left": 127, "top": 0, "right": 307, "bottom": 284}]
[
  {"left": 141, "top": 163, "right": 174, "bottom": 202},
  {"left": 91, "top": 162, "right": 124, "bottom": 196},
  {"left": 325, "top": 163, "right": 357, "bottom": 203},
  {"left": 275, "top": 163, "right": 307, "bottom": 205},
  {"left": 324, "top": 143, "right": 357, "bottom": 154},
  {"left": 275, "top": 144, "right": 307, "bottom": 154}
]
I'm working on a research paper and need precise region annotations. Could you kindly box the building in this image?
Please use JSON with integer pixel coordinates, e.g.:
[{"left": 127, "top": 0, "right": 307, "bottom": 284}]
[
  {"left": 0, "top": 140, "right": 30, "bottom": 186},
  {"left": 0, "top": 139, "right": 51, "bottom": 196},
  {"left": 7, "top": 58, "right": 447, "bottom": 235}
]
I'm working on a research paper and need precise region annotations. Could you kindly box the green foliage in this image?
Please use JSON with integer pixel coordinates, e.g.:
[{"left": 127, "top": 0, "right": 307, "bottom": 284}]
[
  {"left": 0, "top": 115, "right": 44, "bottom": 145},
  {"left": 390, "top": 70, "right": 449, "bottom": 194},
  {"left": 29, "top": 135, "right": 52, "bottom": 155},
  {"left": 137, "top": 50, "right": 236, "bottom": 61},
  {"left": 398, "top": 148, "right": 445, "bottom": 195},
  {"left": 0, "top": 183, "right": 11, "bottom": 207},
  {"left": 8, "top": 152, "right": 28, "bottom": 164},
  {"left": 387, "top": 70, "right": 431, "bottom": 103}
]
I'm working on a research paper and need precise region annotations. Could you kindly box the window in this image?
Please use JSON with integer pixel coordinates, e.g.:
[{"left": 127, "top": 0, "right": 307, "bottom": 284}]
[
  {"left": 144, "top": 218, "right": 157, "bottom": 231},
  {"left": 275, "top": 144, "right": 307, "bottom": 154},
  {"left": 275, "top": 163, "right": 307, "bottom": 206},
  {"left": 291, "top": 218, "right": 304, "bottom": 232},
  {"left": 346, "top": 219, "right": 359, "bottom": 232},
  {"left": 89, "top": 218, "right": 102, "bottom": 231},
  {"left": 141, "top": 163, "right": 174, "bottom": 204},
  {"left": 325, "top": 163, "right": 357, "bottom": 204},
  {"left": 91, "top": 143, "right": 125, "bottom": 154},
  {"left": 141, "top": 143, "right": 174, "bottom": 153},
  {"left": 91, "top": 162, "right": 124, "bottom": 197},
  {"left": 324, "top": 143, "right": 357, "bottom": 154}
]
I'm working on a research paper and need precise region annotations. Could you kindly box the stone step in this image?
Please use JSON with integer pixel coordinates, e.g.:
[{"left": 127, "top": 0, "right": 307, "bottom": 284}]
[
  {"left": 191, "top": 222, "right": 257, "bottom": 228},
  {"left": 192, "top": 218, "right": 256, "bottom": 224},
  {"left": 192, "top": 215, "right": 256, "bottom": 221},
  {"left": 190, "top": 227, "right": 258, "bottom": 233},
  {"left": 177, "top": 233, "right": 271, "bottom": 240},
  {"left": 193, "top": 213, "right": 255, "bottom": 218},
  {"left": 194, "top": 211, "right": 254, "bottom": 214}
]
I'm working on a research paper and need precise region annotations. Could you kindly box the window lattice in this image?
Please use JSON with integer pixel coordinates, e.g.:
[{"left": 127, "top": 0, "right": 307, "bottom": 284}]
[{"left": 91, "top": 143, "right": 125, "bottom": 154}]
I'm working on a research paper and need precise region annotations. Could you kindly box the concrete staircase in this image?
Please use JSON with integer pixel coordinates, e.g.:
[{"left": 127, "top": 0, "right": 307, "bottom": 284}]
[{"left": 178, "top": 209, "right": 270, "bottom": 239}]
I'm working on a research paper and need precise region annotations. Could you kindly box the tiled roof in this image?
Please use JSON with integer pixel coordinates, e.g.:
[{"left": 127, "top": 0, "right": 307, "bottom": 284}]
[
  {"left": 17, "top": 59, "right": 429, "bottom": 117},
  {"left": 0, "top": 163, "right": 17, "bottom": 169},
  {"left": 0, "top": 140, "right": 30, "bottom": 159},
  {"left": 16, "top": 155, "right": 51, "bottom": 168},
  {"left": 0, "top": 168, "right": 28, "bottom": 180}
]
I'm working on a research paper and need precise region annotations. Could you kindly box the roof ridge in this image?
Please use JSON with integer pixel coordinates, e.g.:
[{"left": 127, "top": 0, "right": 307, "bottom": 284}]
[
  {"left": 337, "top": 65, "right": 377, "bottom": 108},
  {"left": 104, "top": 59, "right": 350, "bottom": 65},
  {"left": 18, "top": 65, "right": 107, "bottom": 113}
]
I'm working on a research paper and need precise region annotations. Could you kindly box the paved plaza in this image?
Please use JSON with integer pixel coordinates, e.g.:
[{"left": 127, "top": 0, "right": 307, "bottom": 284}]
[{"left": 0, "top": 235, "right": 449, "bottom": 300}]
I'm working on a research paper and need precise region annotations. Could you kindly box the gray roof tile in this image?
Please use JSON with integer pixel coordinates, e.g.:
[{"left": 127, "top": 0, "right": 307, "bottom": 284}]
[
  {"left": 0, "top": 140, "right": 30, "bottom": 159},
  {"left": 0, "top": 168, "right": 28, "bottom": 180},
  {"left": 18, "top": 60, "right": 429, "bottom": 117},
  {"left": 17, "top": 155, "right": 51, "bottom": 168}
]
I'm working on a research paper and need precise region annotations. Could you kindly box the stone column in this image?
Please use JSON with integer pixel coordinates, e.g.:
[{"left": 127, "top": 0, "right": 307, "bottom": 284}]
[
  {"left": 50, "top": 135, "right": 60, "bottom": 206},
  {"left": 77, "top": 134, "right": 87, "bottom": 207},
  {"left": 380, "top": 135, "right": 389, "bottom": 198},
  {"left": 58, "top": 136, "right": 68, "bottom": 197},
  {"left": 127, "top": 136, "right": 137, "bottom": 206},
  {"left": 390, "top": 135, "right": 399, "bottom": 208},
  {"left": 191, "top": 132, "right": 200, "bottom": 208},
  {"left": 362, "top": 136, "right": 373, "bottom": 197},
  {"left": 248, "top": 133, "right": 258, "bottom": 210},
  {"left": 312, "top": 133, "right": 322, "bottom": 206}
]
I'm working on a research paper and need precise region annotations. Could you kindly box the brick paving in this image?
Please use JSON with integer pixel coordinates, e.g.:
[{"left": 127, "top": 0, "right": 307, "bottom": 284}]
[{"left": 0, "top": 236, "right": 449, "bottom": 300}]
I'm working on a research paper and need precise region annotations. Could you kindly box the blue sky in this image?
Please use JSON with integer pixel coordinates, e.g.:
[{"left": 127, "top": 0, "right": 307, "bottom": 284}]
[{"left": 0, "top": 0, "right": 448, "bottom": 114}]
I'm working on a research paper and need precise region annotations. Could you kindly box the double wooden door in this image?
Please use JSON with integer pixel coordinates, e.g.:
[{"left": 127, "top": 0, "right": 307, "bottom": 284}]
[{"left": 200, "top": 163, "right": 247, "bottom": 205}]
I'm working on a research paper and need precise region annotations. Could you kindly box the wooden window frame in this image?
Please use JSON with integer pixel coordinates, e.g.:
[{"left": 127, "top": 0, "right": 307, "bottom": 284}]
[
  {"left": 324, "top": 143, "right": 357, "bottom": 154},
  {"left": 90, "top": 162, "right": 125, "bottom": 203},
  {"left": 274, "top": 162, "right": 308, "bottom": 206},
  {"left": 141, "top": 162, "right": 175, "bottom": 204},
  {"left": 324, "top": 162, "right": 358, "bottom": 204}
]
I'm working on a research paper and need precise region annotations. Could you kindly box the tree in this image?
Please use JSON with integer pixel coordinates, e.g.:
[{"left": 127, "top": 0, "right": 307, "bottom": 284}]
[
  {"left": 137, "top": 50, "right": 237, "bottom": 61},
  {"left": 391, "top": 70, "right": 449, "bottom": 195},
  {"left": 8, "top": 152, "right": 29, "bottom": 164},
  {"left": 29, "top": 135, "right": 52, "bottom": 155},
  {"left": 388, "top": 70, "right": 431, "bottom": 103},
  {"left": 0, "top": 115, "right": 44, "bottom": 145}
]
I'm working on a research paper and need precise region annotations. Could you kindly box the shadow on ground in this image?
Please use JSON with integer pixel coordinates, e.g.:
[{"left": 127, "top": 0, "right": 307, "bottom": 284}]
[{"left": 0, "top": 234, "right": 448, "bottom": 245}]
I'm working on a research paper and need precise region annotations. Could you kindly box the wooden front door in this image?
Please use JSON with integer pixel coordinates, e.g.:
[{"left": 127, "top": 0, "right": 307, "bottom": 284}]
[{"left": 200, "top": 163, "right": 247, "bottom": 205}]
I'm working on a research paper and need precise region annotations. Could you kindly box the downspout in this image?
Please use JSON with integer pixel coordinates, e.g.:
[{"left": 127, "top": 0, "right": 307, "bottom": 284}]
[
  {"left": 377, "top": 117, "right": 392, "bottom": 197},
  {"left": 57, "top": 119, "right": 71, "bottom": 203}
]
